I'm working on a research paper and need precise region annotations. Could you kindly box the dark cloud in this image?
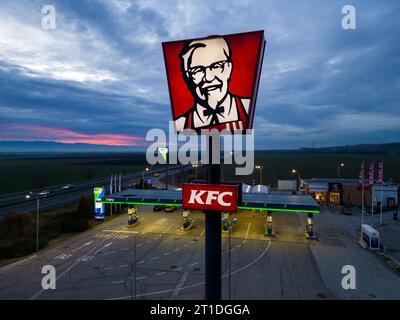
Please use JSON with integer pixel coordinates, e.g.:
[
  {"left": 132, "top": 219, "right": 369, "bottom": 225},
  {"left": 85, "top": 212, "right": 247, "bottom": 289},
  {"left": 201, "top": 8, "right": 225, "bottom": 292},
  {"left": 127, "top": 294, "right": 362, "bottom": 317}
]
[{"left": 0, "top": 0, "right": 399, "bottom": 148}]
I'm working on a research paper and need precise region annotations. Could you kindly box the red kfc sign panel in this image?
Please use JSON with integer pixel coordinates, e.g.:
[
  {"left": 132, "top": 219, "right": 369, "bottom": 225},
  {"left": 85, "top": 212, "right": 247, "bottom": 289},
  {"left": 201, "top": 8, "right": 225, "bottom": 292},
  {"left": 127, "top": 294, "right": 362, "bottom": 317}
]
[
  {"left": 182, "top": 184, "right": 238, "bottom": 212},
  {"left": 162, "top": 30, "right": 265, "bottom": 134}
]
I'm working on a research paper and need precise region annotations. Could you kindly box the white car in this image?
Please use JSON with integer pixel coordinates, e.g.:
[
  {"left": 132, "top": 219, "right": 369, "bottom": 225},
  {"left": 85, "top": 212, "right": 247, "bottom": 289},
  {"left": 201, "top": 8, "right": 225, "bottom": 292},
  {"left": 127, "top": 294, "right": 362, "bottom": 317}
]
[{"left": 38, "top": 190, "right": 50, "bottom": 197}]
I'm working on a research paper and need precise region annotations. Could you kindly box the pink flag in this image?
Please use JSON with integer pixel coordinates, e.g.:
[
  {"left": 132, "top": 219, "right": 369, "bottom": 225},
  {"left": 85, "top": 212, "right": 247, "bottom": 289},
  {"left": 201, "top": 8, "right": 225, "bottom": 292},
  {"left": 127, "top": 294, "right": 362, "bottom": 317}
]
[
  {"left": 378, "top": 161, "right": 383, "bottom": 184},
  {"left": 359, "top": 161, "right": 364, "bottom": 187},
  {"left": 368, "top": 161, "right": 374, "bottom": 188}
]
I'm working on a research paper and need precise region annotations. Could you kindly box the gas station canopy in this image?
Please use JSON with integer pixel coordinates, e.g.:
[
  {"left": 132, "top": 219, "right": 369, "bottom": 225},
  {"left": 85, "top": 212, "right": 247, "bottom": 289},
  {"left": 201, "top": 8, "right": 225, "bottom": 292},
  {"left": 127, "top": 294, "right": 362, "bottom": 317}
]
[{"left": 102, "top": 189, "right": 320, "bottom": 214}]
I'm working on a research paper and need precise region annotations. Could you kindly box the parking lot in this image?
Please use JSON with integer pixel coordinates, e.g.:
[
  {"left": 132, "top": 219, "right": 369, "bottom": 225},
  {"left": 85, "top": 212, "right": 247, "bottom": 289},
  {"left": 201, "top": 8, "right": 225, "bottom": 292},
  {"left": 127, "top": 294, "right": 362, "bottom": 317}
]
[{"left": 0, "top": 205, "right": 399, "bottom": 300}]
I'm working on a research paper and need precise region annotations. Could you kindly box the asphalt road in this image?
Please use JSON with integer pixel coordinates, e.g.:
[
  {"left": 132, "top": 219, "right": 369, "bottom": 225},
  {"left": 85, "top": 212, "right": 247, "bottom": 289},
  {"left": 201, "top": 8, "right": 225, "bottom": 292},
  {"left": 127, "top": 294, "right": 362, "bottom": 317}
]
[
  {"left": 0, "top": 207, "right": 333, "bottom": 300},
  {"left": 0, "top": 165, "right": 188, "bottom": 219}
]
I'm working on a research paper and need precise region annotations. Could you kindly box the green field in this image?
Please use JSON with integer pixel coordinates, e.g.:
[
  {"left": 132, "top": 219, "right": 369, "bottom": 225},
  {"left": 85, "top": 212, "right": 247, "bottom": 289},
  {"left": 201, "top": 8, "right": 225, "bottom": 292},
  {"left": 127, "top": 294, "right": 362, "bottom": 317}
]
[
  {"left": 0, "top": 153, "right": 157, "bottom": 194},
  {"left": 174, "top": 153, "right": 400, "bottom": 187},
  {"left": 0, "top": 152, "right": 398, "bottom": 194}
]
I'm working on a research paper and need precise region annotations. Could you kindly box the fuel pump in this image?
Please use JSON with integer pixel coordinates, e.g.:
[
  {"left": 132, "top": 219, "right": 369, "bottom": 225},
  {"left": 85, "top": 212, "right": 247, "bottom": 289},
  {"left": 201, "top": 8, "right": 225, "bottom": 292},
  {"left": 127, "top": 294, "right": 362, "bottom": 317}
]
[
  {"left": 128, "top": 205, "right": 139, "bottom": 226},
  {"left": 181, "top": 209, "right": 194, "bottom": 230}
]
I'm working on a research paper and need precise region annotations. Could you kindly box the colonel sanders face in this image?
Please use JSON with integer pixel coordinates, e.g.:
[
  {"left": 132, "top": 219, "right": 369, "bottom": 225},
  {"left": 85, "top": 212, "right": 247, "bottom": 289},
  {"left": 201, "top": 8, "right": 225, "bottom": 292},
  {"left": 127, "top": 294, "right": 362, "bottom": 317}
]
[{"left": 180, "top": 37, "right": 233, "bottom": 109}]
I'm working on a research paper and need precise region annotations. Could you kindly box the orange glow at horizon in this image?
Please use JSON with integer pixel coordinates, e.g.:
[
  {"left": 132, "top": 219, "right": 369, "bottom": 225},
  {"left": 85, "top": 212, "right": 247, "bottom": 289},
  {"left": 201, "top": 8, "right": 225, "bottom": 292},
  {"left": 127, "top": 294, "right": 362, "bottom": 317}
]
[{"left": 1, "top": 124, "right": 144, "bottom": 147}]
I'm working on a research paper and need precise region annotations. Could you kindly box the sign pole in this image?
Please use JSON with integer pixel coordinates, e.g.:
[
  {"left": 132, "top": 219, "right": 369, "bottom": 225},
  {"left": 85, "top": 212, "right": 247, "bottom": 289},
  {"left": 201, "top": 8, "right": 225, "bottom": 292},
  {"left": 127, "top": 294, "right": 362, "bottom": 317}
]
[
  {"left": 166, "top": 149, "right": 169, "bottom": 190},
  {"left": 205, "top": 134, "right": 221, "bottom": 300}
]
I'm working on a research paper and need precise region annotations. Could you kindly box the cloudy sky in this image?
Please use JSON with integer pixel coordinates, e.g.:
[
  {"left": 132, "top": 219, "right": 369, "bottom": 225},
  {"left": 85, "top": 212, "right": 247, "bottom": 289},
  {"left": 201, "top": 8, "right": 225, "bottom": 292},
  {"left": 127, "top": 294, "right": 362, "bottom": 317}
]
[{"left": 0, "top": 0, "right": 399, "bottom": 149}]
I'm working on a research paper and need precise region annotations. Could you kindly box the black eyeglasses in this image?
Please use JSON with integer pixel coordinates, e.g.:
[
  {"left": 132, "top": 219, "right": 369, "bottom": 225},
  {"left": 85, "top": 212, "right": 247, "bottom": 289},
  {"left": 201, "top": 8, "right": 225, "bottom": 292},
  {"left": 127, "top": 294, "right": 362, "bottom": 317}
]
[{"left": 187, "top": 60, "right": 229, "bottom": 79}]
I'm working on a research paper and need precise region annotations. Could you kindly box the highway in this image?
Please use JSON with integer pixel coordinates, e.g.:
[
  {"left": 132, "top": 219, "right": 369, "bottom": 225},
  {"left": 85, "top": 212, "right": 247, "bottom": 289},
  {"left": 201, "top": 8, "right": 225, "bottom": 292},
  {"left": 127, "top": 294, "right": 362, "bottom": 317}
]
[{"left": 0, "top": 164, "right": 189, "bottom": 220}]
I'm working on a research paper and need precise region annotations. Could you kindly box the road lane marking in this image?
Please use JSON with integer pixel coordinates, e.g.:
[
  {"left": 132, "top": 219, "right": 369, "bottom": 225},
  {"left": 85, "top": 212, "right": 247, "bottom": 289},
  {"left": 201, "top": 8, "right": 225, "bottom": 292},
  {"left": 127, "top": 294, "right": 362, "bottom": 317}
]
[
  {"left": 156, "top": 272, "right": 166, "bottom": 276},
  {"left": 121, "top": 248, "right": 130, "bottom": 251},
  {"left": 169, "top": 272, "right": 190, "bottom": 300},
  {"left": 244, "top": 222, "right": 251, "bottom": 243},
  {"left": 102, "top": 230, "right": 139, "bottom": 234},
  {"left": 138, "top": 260, "right": 145, "bottom": 264},
  {"left": 119, "top": 264, "right": 128, "bottom": 268},
  {"left": 174, "top": 248, "right": 181, "bottom": 252},
  {"left": 104, "top": 251, "right": 117, "bottom": 255},
  {"left": 136, "top": 276, "right": 146, "bottom": 280},
  {"left": 95, "top": 242, "right": 112, "bottom": 255},
  {"left": 112, "top": 280, "right": 124, "bottom": 285},
  {"left": 164, "top": 252, "right": 171, "bottom": 256},
  {"left": 55, "top": 254, "right": 72, "bottom": 260},
  {"left": 31, "top": 231, "right": 120, "bottom": 300},
  {"left": 189, "top": 262, "right": 198, "bottom": 267},
  {"left": 109, "top": 240, "right": 272, "bottom": 301},
  {"left": 162, "top": 217, "right": 182, "bottom": 234},
  {"left": 71, "top": 241, "right": 93, "bottom": 253},
  {"left": 184, "top": 244, "right": 189, "bottom": 247},
  {"left": 150, "top": 256, "right": 159, "bottom": 261},
  {"left": 104, "top": 267, "right": 114, "bottom": 271}
]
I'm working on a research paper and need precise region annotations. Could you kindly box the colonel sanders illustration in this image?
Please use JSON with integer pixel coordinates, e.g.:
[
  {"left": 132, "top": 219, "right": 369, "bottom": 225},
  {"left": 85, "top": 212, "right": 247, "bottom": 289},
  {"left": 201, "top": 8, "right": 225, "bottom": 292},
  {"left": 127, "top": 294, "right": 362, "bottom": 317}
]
[{"left": 174, "top": 37, "right": 251, "bottom": 133}]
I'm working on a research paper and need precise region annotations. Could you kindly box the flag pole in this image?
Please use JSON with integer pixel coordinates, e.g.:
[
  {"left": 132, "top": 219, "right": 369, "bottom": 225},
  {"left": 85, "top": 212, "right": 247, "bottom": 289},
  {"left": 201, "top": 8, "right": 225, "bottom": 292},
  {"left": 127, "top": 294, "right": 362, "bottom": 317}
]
[
  {"left": 371, "top": 161, "right": 374, "bottom": 225},
  {"left": 380, "top": 161, "right": 383, "bottom": 225},
  {"left": 361, "top": 161, "right": 364, "bottom": 225}
]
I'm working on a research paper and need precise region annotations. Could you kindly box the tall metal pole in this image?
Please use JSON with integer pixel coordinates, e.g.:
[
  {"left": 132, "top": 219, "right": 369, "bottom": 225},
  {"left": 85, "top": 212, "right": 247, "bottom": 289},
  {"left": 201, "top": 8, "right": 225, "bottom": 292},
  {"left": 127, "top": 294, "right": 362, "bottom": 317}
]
[
  {"left": 260, "top": 167, "right": 262, "bottom": 185},
  {"left": 361, "top": 180, "right": 364, "bottom": 225},
  {"left": 228, "top": 221, "right": 231, "bottom": 300},
  {"left": 380, "top": 160, "right": 383, "bottom": 225},
  {"left": 166, "top": 150, "right": 169, "bottom": 190},
  {"left": 134, "top": 235, "right": 137, "bottom": 299},
  {"left": 205, "top": 135, "right": 221, "bottom": 300},
  {"left": 36, "top": 196, "right": 40, "bottom": 252}
]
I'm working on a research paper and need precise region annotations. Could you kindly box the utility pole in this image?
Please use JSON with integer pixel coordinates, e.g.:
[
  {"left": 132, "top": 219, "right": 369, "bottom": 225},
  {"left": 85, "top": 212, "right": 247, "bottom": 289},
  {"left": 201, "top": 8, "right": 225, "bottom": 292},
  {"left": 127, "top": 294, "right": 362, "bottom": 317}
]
[{"left": 36, "top": 196, "right": 40, "bottom": 252}]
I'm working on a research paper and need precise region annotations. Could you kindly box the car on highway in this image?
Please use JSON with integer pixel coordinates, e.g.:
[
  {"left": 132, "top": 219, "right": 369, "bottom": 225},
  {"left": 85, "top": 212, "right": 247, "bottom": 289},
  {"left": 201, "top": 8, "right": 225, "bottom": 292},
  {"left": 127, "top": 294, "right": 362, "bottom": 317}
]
[
  {"left": 61, "top": 184, "right": 74, "bottom": 190},
  {"left": 164, "top": 206, "right": 177, "bottom": 213},
  {"left": 154, "top": 173, "right": 160, "bottom": 177},
  {"left": 38, "top": 190, "right": 51, "bottom": 197},
  {"left": 153, "top": 205, "right": 165, "bottom": 212},
  {"left": 25, "top": 192, "right": 33, "bottom": 200}
]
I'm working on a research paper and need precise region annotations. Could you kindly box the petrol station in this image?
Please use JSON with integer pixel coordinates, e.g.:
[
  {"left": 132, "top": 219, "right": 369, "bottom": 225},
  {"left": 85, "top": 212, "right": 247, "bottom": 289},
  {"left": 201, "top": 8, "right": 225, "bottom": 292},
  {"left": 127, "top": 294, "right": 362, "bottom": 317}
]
[{"left": 95, "top": 30, "right": 321, "bottom": 300}]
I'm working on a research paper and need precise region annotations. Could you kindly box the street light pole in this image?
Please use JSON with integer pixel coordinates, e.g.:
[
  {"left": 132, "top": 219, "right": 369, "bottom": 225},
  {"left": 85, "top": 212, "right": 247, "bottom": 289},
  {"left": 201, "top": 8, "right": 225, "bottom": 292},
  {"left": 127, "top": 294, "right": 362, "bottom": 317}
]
[
  {"left": 36, "top": 196, "right": 40, "bottom": 252},
  {"left": 337, "top": 163, "right": 344, "bottom": 179},
  {"left": 255, "top": 165, "right": 263, "bottom": 185},
  {"left": 142, "top": 167, "right": 149, "bottom": 189}
]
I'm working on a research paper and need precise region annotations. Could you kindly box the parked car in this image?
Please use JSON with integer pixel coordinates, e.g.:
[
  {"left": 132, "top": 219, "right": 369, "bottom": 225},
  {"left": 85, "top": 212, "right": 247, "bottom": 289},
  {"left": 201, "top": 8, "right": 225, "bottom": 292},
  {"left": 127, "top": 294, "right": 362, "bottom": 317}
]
[
  {"left": 61, "top": 184, "right": 74, "bottom": 190},
  {"left": 164, "top": 206, "right": 177, "bottom": 213},
  {"left": 153, "top": 205, "right": 165, "bottom": 212}
]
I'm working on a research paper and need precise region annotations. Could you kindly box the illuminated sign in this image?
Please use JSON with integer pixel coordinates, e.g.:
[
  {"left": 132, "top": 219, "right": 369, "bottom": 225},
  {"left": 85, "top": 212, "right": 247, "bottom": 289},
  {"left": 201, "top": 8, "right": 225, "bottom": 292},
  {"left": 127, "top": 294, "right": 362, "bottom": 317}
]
[
  {"left": 182, "top": 183, "right": 238, "bottom": 212},
  {"left": 94, "top": 187, "right": 105, "bottom": 220},
  {"left": 158, "top": 147, "right": 168, "bottom": 162},
  {"left": 162, "top": 30, "right": 265, "bottom": 134}
]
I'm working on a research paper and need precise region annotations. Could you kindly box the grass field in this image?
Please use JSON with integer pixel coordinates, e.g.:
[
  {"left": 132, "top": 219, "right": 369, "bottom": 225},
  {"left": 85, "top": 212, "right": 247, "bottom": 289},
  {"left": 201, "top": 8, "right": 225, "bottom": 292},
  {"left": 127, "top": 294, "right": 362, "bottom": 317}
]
[
  {"left": 0, "top": 152, "right": 398, "bottom": 194},
  {"left": 0, "top": 153, "right": 156, "bottom": 194},
  {"left": 171, "top": 153, "right": 400, "bottom": 187}
]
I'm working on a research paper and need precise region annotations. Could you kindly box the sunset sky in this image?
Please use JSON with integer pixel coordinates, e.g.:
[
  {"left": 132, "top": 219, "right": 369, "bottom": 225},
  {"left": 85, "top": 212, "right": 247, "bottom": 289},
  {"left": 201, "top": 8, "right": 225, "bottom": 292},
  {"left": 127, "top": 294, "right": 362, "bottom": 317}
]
[{"left": 0, "top": 0, "right": 399, "bottom": 149}]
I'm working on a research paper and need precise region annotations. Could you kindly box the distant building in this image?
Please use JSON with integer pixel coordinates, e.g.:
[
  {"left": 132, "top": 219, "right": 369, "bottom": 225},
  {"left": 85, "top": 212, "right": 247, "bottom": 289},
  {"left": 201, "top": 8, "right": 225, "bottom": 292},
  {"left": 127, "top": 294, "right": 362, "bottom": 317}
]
[
  {"left": 278, "top": 180, "right": 297, "bottom": 191},
  {"left": 301, "top": 178, "right": 399, "bottom": 209}
]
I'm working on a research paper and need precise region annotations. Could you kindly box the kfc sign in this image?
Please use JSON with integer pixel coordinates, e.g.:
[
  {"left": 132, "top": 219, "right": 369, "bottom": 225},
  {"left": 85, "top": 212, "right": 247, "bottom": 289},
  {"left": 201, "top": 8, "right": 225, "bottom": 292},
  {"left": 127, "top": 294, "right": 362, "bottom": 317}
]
[
  {"left": 162, "top": 30, "right": 265, "bottom": 134},
  {"left": 182, "top": 184, "right": 238, "bottom": 212}
]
